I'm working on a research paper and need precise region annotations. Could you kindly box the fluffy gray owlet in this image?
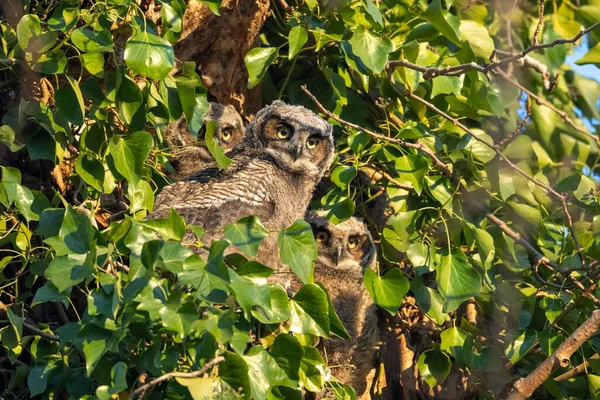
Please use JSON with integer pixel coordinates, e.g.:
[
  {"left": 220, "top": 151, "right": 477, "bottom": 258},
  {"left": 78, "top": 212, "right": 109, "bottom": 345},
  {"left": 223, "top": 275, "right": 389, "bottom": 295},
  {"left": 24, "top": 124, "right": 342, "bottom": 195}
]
[
  {"left": 163, "top": 102, "right": 245, "bottom": 180},
  {"left": 289, "top": 210, "right": 379, "bottom": 398},
  {"left": 148, "top": 101, "right": 335, "bottom": 268}
]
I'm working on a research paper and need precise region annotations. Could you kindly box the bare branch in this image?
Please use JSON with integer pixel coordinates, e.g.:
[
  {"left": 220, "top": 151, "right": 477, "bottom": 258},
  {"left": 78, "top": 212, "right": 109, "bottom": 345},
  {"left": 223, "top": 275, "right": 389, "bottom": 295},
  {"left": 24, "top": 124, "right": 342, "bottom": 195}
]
[
  {"left": 388, "top": 21, "right": 600, "bottom": 80},
  {"left": 301, "top": 85, "right": 560, "bottom": 271},
  {"left": 552, "top": 282, "right": 598, "bottom": 328},
  {"left": 507, "top": 310, "right": 600, "bottom": 400},
  {"left": 496, "top": 69, "right": 600, "bottom": 149},
  {"left": 23, "top": 322, "right": 60, "bottom": 341},
  {"left": 555, "top": 353, "right": 600, "bottom": 382},
  {"left": 561, "top": 197, "right": 586, "bottom": 268},
  {"left": 532, "top": 0, "right": 545, "bottom": 46},
  {"left": 497, "top": 96, "right": 532, "bottom": 149},
  {"left": 129, "top": 356, "right": 225, "bottom": 399}
]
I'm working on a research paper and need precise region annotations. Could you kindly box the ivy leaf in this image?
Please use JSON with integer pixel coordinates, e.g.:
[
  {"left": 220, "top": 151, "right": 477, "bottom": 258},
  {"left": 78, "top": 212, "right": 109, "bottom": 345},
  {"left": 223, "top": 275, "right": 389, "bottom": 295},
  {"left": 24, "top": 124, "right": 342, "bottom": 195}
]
[
  {"left": 27, "top": 360, "right": 56, "bottom": 396},
  {"left": 436, "top": 249, "right": 481, "bottom": 313},
  {"left": 316, "top": 282, "right": 350, "bottom": 340},
  {"left": 417, "top": 347, "right": 451, "bottom": 387},
  {"left": 60, "top": 206, "right": 95, "bottom": 254},
  {"left": 175, "top": 377, "right": 213, "bottom": 400},
  {"left": 115, "top": 74, "right": 143, "bottom": 125},
  {"left": 423, "top": 0, "right": 462, "bottom": 46},
  {"left": 124, "top": 32, "right": 174, "bottom": 80},
  {"left": 440, "top": 326, "right": 473, "bottom": 364},
  {"left": 364, "top": 268, "right": 409, "bottom": 315},
  {"left": 75, "top": 154, "right": 105, "bottom": 192},
  {"left": 348, "top": 26, "right": 393, "bottom": 74},
  {"left": 245, "top": 47, "right": 278, "bottom": 89},
  {"left": 505, "top": 329, "right": 537, "bottom": 364},
  {"left": 45, "top": 253, "right": 95, "bottom": 292},
  {"left": 289, "top": 284, "right": 330, "bottom": 337},
  {"left": 224, "top": 216, "right": 270, "bottom": 258},
  {"left": 395, "top": 155, "right": 428, "bottom": 195},
  {"left": 299, "top": 347, "right": 326, "bottom": 392},
  {"left": 228, "top": 269, "right": 272, "bottom": 321},
  {"left": 459, "top": 22, "right": 494, "bottom": 58},
  {"left": 54, "top": 76, "right": 85, "bottom": 126},
  {"left": 30, "top": 51, "right": 67, "bottom": 74},
  {"left": 199, "top": 0, "right": 222, "bottom": 15},
  {"left": 16, "top": 14, "right": 57, "bottom": 53},
  {"left": 271, "top": 334, "right": 304, "bottom": 382},
  {"left": 576, "top": 42, "right": 600, "bottom": 67},
  {"left": 218, "top": 352, "right": 251, "bottom": 399},
  {"left": 243, "top": 346, "right": 296, "bottom": 399},
  {"left": 108, "top": 131, "right": 153, "bottom": 185},
  {"left": 278, "top": 220, "right": 318, "bottom": 285},
  {"left": 138, "top": 208, "right": 186, "bottom": 241},
  {"left": 289, "top": 26, "right": 308, "bottom": 58},
  {"left": 71, "top": 28, "right": 113, "bottom": 53},
  {"left": 205, "top": 120, "right": 232, "bottom": 169}
]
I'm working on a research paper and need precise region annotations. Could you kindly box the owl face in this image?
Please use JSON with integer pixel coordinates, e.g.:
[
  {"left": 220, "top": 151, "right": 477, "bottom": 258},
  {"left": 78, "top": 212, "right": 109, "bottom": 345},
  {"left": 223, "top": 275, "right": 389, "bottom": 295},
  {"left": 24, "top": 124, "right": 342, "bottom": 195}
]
[
  {"left": 247, "top": 101, "right": 334, "bottom": 179},
  {"left": 306, "top": 211, "right": 376, "bottom": 272},
  {"left": 200, "top": 103, "right": 245, "bottom": 151}
]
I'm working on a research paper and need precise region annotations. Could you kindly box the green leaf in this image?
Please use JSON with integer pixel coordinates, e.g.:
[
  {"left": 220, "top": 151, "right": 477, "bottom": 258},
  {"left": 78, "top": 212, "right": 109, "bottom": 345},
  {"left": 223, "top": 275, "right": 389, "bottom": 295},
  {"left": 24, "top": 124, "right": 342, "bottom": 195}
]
[
  {"left": 71, "top": 28, "right": 113, "bottom": 53},
  {"left": 127, "top": 179, "right": 155, "bottom": 217},
  {"left": 199, "top": 0, "right": 222, "bottom": 15},
  {"left": 30, "top": 50, "right": 67, "bottom": 74},
  {"left": 228, "top": 269, "right": 272, "bottom": 321},
  {"left": 124, "top": 32, "right": 174, "bottom": 80},
  {"left": 395, "top": 155, "right": 428, "bottom": 195},
  {"left": 45, "top": 253, "right": 95, "bottom": 292},
  {"left": 348, "top": 26, "right": 393, "bottom": 74},
  {"left": 80, "top": 53, "right": 105, "bottom": 78},
  {"left": 176, "top": 377, "right": 214, "bottom": 400},
  {"left": 75, "top": 154, "right": 105, "bottom": 192},
  {"left": 436, "top": 249, "right": 481, "bottom": 313},
  {"left": 205, "top": 120, "right": 232, "bottom": 169},
  {"left": 316, "top": 282, "right": 350, "bottom": 340},
  {"left": 160, "top": 1, "right": 184, "bottom": 44},
  {"left": 423, "top": 0, "right": 462, "bottom": 46},
  {"left": 364, "top": 268, "right": 409, "bottom": 314},
  {"left": 54, "top": 76, "right": 85, "bottom": 126},
  {"left": 60, "top": 206, "right": 95, "bottom": 254},
  {"left": 431, "top": 75, "right": 463, "bottom": 98},
  {"left": 116, "top": 74, "right": 143, "bottom": 125},
  {"left": 417, "top": 347, "right": 451, "bottom": 387},
  {"left": 590, "top": 374, "right": 600, "bottom": 400},
  {"left": 245, "top": 47, "right": 278, "bottom": 89},
  {"left": 576, "top": 42, "right": 600, "bottom": 67},
  {"left": 251, "top": 284, "right": 292, "bottom": 324},
  {"left": 289, "top": 26, "right": 308, "bottom": 59},
  {"left": 440, "top": 327, "right": 472, "bottom": 364},
  {"left": 32, "top": 282, "right": 69, "bottom": 306},
  {"left": 47, "top": 5, "right": 79, "bottom": 32},
  {"left": 108, "top": 131, "right": 153, "bottom": 185},
  {"left": 244, "top": 346, "right": 296, "bottom": 399},
  {"left": 2, "top": 166, "right": 21, "bottom": 183},
  {"left": 289, "top": 284, "right": 330, "bottom": 337},
  {"left": 224, "top": 216, "right": 270, "bottom": 258},
  {"left": 271, "top": 334, "right": 304, "bottom": 382},
  {"left": 17, "top": 14, "right": 57, "bottom": 53},
  {"left": 505, "top": 329, "right": 537, "bottom": 364},
  {"left": 278, "top": 220, "right": 318, "bottom": 285},
  {"left": 299, "top": 347, "right": 326, "bottom": 392},
  {"left": 329, "top": 165, "right": 357, "bottom": 188},
  {"left": 459, "top": 22, "right": 494, "bottom": 58},
  {"left": 28, "top": 360, "right": 56, "bottom": 396},
  {"left": 0, "top": 125, "right": 25, "bottom": 152},
  {"left": 138, "top": 208, "right": 186, "bottom": 241},
  {"left": 218, "top": 352, "right": 251, "bottom": 399}
]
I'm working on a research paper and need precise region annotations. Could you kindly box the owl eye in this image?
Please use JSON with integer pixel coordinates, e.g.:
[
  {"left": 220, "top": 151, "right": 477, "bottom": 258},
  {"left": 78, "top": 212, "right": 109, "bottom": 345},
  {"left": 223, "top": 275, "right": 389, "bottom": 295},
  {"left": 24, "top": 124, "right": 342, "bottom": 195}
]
[
  {"left": 221, "top": 128, "right": 234, "bottom": 142},
  {"left": 306, "top": 137, "right": 319, "bottom": 150},
  {"left": 315, "top": 231, "right": 329, "bottom": 243},
  {"left": 276, "top": 124, "right": 292, "bottom": 140},
  {"left": 348, "top": 236, "right": 359, "bottom": 249}
]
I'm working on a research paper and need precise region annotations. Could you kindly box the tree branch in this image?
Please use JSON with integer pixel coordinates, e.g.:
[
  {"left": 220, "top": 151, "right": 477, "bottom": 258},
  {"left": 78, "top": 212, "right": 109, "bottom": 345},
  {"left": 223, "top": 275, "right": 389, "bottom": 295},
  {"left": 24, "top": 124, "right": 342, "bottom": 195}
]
[
  {"left": 496, "top": 96, "right": 531, "bottom": 149},
  {"left": 388, "top": 21, "right": 600, "bottom": 80},
  {"left": 23, "top": 322, "right": 60, "bottom": 341},
  {"left": 495, "top": 68, "right": 600, "bottom": 149},
  {"left": 129, "top": 356, "right": 225, "bottom": 399},
  {"left": 507, "top": 310, "right": 600, "bottom": 400},
  {"left": 301, "top": 85, "right": 559, "bottom": 270},
  {"left": 532, "top": 0, "right": 545, "bottom": 46},
  {"left": 555, "top": 353, "right": 600, "bottom": 382}
]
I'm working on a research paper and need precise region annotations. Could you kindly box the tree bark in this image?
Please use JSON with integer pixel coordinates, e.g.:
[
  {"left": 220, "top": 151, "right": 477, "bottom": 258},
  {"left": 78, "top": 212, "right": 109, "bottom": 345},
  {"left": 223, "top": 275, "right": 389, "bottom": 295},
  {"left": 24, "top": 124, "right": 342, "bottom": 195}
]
[{"left": 507, "top": 310, "right": 600, "bottom": 400}]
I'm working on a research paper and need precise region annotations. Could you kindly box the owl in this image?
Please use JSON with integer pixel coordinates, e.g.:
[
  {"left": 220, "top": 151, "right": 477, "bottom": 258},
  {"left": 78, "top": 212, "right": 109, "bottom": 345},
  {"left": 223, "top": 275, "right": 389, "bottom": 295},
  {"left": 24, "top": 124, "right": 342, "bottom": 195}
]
[
  {"left": 163, "top": 102, "right": 245, "bottom": 180},
  {"left": 149, "top": 101, "right": 335, "bottom": 268},
  {"left": 288, "top": 210, "right": 379, "bottom": 399}
]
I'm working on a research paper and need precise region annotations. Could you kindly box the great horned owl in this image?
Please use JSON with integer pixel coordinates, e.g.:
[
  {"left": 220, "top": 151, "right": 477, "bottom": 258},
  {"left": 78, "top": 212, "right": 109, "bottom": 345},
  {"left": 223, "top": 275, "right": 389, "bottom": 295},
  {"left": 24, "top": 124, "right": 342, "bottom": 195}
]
[
  {"left": 291, "top": 211, "right": 379, "bottom": 398},
  {"left": 163, "top": 102, "right": 245, "bottom": 180},
  {"left": 149, "top": 101, "right": 334, "bottom": 267}
]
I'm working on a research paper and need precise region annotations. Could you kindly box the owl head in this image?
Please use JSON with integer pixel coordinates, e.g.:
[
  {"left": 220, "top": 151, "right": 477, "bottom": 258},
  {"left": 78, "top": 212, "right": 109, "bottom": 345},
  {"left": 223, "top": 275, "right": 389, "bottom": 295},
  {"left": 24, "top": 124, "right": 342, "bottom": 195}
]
[
  {"left": 245, "top": 101, "right": 334, "bottom": 181},
  {"left": 200, "top": 102, "right": 245, "bottom": 150},
  {"left": 306, "top": 210, "right": 376, "bottom": 272}
]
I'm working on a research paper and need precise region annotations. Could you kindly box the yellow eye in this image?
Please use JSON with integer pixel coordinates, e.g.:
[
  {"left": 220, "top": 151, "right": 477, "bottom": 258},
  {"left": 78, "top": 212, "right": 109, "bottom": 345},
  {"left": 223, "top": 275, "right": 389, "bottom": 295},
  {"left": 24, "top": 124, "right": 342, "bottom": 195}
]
[
  {"left": 276, "top": 125, "right": 292, "bottom": 139},
  {"left": 221, "top": 128, "right": 234, "bottom": 142},
  {"left": 348, "top": 236, "right": 359, "bottom": 249},
  {"left": 315, "top": 231, "right": 329, "bottom": 243},
  {"left": 306, "top": 137, "right": 318, "bottom": 150}
]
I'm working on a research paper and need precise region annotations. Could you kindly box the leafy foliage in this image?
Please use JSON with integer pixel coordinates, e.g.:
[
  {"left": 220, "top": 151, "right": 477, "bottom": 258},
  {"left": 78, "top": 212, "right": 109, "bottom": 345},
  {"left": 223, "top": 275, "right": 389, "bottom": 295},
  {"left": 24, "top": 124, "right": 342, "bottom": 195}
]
[{"left": 1, "top": 0, "right": 600, "bottom": 398}]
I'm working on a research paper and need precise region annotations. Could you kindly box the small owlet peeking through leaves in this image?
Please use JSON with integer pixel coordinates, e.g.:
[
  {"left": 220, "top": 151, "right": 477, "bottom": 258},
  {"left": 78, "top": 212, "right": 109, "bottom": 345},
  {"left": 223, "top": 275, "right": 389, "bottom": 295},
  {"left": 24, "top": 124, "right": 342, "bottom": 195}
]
[
  {"left": 290, "top": 210, "right": 379, "bottom": 398},
  {"left": 163, "top": 102, "right": 245, "bottom": 180}
]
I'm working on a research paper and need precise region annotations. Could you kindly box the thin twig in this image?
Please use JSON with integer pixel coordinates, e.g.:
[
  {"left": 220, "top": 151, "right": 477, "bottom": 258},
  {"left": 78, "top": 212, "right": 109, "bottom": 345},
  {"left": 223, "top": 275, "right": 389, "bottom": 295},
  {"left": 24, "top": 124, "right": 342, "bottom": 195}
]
[
  {"left": 561, "top": 196, "right": 586, "bottom": 268},
  {"left": 555, "top": 353, "right": 600, "bottom": 382},
  {"left": 128, "top": 356, "right": 225, "bottom": 399},
  {"left": 301, "top": 85, "right": 560, "bottom": 271},
  {"left": 507, "top": 310, "right": 600, "bottom": 400},
  {"left": 496, "top": 69, "right": 600, "bottom": 149},
  {"left": 532, "top": 0, "right": 545, "bottom": 45},
  {"left": 388, "top": 21, "right": 600, "bottom": 79},
  {"left": 23, "top": 322, "right": 60, "bottom": 341},
  {"left": 497, "top": 96, "right": 532, "bottom": 149}
]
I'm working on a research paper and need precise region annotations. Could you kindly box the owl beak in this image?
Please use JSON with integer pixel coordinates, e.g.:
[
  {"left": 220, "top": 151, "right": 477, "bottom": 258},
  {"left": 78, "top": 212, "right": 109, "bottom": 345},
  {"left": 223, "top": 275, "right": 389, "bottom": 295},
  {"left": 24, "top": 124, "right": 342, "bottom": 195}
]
[
  {"left": 291, "top": 144, "right": 302, "bottom": 161},
  {"left": 332, "top": 244, "right": 344, "bottom": 265}
]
